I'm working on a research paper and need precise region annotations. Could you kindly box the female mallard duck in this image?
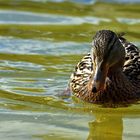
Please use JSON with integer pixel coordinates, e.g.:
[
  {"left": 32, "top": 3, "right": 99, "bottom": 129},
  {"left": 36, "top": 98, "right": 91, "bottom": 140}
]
[{"left": 70, "top": 30, "right": 140, "bottom": 105}]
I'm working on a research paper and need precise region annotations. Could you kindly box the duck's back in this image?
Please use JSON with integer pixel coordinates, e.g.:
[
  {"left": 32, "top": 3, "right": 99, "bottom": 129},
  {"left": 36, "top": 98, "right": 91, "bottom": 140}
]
[
  {"left": 120, "top": 37, "right": 140, "bottom": 87},
  {"left": 70, "top": 53, "right": 93, "bottom": 97}
]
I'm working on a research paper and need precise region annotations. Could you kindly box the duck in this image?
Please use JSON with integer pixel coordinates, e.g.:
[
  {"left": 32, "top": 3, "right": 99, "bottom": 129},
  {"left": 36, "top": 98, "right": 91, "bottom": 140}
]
[{"left": 69, "top": 30, "right": 140, "bottom": 105}]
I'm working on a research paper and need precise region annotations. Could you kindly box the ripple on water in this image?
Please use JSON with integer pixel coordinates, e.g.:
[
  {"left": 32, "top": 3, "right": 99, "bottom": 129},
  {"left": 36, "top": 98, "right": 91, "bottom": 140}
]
[
  {"left": 117, "top": 17, "right": 140, "bottom": 25},
  {"left": 0, "top": 10, "right": 110, "bottom": 25},
  {"left": 0, "top": 36, "right": 79, "bottom": 103},
  {"left": 0, "top": 1, "right": 139, "bottom": 140},
  {"left": 31, "top": 0, "right": 140, "bottom": 4},
  {"left": 0, "top": 36, "right": 90, "bottom": 55}
]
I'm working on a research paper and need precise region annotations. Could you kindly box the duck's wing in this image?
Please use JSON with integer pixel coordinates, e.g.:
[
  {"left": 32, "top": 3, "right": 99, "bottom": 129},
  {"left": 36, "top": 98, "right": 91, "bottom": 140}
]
[
  {"left": 119, "top": 37, "right": 140, "bottom": 85},
  {"left": 70, "top": 53, "right": 94, "bottom": 98}
]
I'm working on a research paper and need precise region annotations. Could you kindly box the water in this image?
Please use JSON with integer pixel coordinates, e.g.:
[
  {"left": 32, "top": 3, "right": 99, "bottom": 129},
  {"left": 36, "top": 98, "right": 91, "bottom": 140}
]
[{"left": 0, "top": 0, "right": 140, "bottom": 140}]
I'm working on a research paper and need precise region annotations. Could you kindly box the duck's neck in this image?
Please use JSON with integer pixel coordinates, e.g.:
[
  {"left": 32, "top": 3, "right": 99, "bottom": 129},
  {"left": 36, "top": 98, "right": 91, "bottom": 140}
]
[{"left": 96, "top": 69, "right": 137, "bottom": 104}]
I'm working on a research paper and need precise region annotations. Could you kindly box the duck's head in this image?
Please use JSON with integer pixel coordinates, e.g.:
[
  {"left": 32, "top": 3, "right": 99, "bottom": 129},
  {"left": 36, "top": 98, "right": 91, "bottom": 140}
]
[{"left": 92, "top": 30, "right": 125, "bottom": 93}]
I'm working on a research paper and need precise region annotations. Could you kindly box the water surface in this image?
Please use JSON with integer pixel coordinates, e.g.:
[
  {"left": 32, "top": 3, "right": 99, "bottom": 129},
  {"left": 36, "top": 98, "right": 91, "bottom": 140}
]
[{"left": 0, "top": 0, "right": 140, "bottom": 140}]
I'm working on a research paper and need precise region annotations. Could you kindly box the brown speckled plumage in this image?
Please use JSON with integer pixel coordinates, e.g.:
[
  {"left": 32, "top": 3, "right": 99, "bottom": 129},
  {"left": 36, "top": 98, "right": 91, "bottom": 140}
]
[{"left": 70, "top": 30, "right": 140, "bottom": 105}]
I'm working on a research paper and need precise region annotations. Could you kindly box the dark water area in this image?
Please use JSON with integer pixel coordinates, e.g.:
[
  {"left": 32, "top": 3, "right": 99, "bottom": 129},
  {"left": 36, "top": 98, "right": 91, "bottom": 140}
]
[{"left": 0, "top": 0, "right": 140, "bottom": 140}]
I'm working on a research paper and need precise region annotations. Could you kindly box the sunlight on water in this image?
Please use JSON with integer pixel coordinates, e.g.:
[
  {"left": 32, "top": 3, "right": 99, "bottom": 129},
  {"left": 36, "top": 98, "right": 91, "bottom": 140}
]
[
  {"left": 0, "top": 0, "right": 139, "bottom": 140},
  {"left": 0, "top": 10, "right": 110, "bottom": 25},
  {"left": 0, "top": 36, "right": 90, "bottom": 55},
  {"left": 117, "top": 18, "right": 140, "bottom": 25}
]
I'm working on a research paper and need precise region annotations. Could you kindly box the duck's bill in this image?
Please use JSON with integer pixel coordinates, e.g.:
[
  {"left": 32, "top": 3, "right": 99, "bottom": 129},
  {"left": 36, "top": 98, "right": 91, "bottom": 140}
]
[{"left": 92, "top": 65, "right": 108, "bottom": 93}]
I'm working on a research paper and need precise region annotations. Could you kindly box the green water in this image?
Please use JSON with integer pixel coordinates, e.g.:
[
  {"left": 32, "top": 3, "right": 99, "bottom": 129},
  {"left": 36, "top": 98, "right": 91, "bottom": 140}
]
[{"left": 0, "top": 0, "right": 140, "bottom": 140}]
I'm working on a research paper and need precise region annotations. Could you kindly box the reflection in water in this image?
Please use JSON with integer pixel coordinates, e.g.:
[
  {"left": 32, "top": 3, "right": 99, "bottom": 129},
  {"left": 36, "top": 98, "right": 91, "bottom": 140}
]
[
  {"left": 87, "top": 112, "right": 140, "bottom": 140},
  {"left": 87, "top": 114, "right": 123, "bottom": 140}
]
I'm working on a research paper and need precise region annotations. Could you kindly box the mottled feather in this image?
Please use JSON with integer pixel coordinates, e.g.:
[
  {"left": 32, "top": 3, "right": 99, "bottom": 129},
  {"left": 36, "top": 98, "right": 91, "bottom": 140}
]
[{"left": 70, "top": 34, "right": 140, "bottom": 104}]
